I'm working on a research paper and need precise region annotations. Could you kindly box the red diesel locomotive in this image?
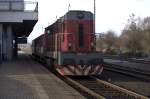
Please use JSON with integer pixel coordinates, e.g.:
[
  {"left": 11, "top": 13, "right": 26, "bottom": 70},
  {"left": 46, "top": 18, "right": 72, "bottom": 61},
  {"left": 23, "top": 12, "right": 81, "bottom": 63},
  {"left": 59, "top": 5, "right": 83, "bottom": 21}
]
[{"left": 32, "top": 10, "right": 103, "bottom": 75}]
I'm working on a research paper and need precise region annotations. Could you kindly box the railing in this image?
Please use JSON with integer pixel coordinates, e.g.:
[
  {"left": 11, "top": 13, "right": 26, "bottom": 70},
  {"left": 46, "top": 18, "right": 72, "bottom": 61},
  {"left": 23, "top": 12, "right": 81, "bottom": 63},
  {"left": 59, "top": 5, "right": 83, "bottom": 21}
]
[{"left": 0, "top": 1, "right": 38, "bottom": 12}]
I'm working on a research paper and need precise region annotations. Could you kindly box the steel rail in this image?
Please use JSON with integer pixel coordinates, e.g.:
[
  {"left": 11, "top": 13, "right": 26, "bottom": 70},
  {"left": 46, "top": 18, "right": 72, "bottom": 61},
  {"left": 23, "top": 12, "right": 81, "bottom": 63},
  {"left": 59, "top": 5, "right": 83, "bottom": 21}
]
[
  {"left": 91, "top": 76, "right": 148, "bottom": 99},
  {"left": 63, "top": 76, "right": 148, "bottom": 99},
  {"left": 64, "top": 76, "right": 105, "bottom": 99},
  {"left": 104, "top": 56, "right": 150, "bottom": 64},
  {"left": 104, "top": 63, "right": 150, "bottom": 81}
]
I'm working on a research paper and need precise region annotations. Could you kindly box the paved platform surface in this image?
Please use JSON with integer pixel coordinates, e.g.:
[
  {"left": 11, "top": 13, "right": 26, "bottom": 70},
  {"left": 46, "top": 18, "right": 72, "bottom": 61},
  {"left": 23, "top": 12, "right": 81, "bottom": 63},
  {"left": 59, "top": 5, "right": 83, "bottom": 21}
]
[
  {"left": 104, "top": 59, "right": 150, "bottom": 72},
  {"left": 0, "top": 54, "right": 85, "bottom": 99}
]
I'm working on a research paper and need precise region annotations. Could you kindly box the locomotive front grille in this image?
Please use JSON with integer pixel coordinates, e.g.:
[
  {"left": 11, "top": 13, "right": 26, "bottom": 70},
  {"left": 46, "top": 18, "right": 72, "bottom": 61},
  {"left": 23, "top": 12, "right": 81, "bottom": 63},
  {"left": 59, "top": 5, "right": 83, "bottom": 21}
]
[
  {"left": 60, "top": 52, "right": 103, "bottom": 66},
  {"left": 63, "top": 58, "right": 75, "bottom": 66}
]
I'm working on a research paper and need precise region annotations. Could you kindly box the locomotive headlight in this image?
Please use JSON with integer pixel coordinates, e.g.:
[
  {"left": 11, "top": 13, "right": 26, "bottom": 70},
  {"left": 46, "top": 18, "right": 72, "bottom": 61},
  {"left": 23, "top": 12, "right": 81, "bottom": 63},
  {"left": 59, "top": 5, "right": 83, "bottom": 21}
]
[
  {"left": 68, "top": 43, "right": 72, "bottom": 50},
  {"left": 91, "top": 42, "right": 94, "bottom": 47},
  {"left": 68, "top": 43, "right": 72, "bottom": 47}
]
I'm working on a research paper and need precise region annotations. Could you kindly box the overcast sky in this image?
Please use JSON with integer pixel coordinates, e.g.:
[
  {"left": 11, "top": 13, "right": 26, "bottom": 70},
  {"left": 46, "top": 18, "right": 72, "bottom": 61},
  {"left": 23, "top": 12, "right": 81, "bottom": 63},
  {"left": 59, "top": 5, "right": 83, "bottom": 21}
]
[{"left": 28, "top": 0, "right": 150, "bottom": 43}]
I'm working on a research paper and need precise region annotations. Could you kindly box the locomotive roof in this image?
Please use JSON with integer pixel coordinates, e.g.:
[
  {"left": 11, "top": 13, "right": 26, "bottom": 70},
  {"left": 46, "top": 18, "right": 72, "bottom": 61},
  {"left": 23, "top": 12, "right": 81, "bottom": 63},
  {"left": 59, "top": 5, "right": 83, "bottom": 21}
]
[
  {"left": 67, "top": 10, "right": 93, "bottom": 14},
  {"left": 45, "top": 10, "right": 93, "bottom": 30},
  {"left": 62, "top": 10, "right": 93, "bottom": 21}
]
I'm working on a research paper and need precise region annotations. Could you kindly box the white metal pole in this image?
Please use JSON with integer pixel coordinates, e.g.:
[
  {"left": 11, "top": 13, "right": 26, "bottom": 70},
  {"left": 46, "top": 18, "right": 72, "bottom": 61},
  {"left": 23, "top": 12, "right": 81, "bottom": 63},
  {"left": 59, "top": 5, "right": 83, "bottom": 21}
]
[
  {"left": 68, "top": 0, "right": 71, "bottom": 12},
  {"left": 94, "top": 0, "right": 96, "bottom": 50},
  {"left": 94, "top": 0, "right": 96, "bottom": 33}
]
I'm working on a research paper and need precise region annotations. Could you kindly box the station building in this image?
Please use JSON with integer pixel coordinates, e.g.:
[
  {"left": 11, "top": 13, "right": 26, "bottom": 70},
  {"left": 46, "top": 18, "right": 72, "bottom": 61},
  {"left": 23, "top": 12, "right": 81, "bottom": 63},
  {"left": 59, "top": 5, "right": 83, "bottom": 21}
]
[{"left": 0, "top": 0, "right": 38, "bottom": 63}]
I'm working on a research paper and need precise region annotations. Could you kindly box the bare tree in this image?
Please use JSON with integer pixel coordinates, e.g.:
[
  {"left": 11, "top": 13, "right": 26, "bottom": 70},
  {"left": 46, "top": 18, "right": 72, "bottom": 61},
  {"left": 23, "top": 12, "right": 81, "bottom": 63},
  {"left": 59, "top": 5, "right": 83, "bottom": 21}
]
[
  {"left": 96, "top": 30, "right": 119, "bottom": 54},
  {"left": 121, "top": 14, "right": 145, "bottom": 56},
  {"left": 97, "top": 14, "right": 150, "bottom": 57},
  {"left": 104, "top": 31, "right": 117, "bottom": 49},
  {"left": 138, "top": 17, "right": 150, "bottom": 55}
]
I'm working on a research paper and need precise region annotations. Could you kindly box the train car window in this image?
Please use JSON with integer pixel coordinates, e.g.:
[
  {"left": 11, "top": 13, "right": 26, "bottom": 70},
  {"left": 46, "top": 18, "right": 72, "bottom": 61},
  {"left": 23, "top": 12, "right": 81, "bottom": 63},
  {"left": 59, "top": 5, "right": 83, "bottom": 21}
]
[{"left": 78, "top": 24, "right": 84, "bottom": 48}]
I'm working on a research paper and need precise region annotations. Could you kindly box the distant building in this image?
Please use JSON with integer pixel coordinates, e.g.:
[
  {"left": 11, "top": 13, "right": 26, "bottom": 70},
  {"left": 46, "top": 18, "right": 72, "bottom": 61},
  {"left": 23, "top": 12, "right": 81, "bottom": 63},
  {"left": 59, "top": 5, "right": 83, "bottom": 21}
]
[
  {"left": 18, "top": 43, "right": 31, "bottom": 50},
  {"left": 0, "top": 0, "right": 38, "bottom": 62}
]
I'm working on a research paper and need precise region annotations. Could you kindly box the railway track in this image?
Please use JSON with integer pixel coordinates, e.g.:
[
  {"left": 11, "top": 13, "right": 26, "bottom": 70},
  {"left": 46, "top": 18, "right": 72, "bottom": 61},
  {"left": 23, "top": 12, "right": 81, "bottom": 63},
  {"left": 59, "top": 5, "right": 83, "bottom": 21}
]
[
  {"left": 104, "top": 62, "right": 150, "bottom": 81},
  {"left": 104, "top": 56, "right": 150, "bottom": 64},
  {"left": 34, "top": 54, "right": 149, "bottom": 98},
  {"left": 128, "top": 59, "right": 150, "bottom": 64},
  {"left": 64, "top": 76, "right": 147, "bottom": 99}
]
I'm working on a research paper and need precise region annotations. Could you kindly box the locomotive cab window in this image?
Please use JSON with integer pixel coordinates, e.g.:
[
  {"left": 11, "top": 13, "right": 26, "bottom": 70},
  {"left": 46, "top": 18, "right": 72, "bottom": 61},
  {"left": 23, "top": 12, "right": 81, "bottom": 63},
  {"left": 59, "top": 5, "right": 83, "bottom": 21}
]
[{"left": 78, "top": 24, "right": 84, "bottom": 48}]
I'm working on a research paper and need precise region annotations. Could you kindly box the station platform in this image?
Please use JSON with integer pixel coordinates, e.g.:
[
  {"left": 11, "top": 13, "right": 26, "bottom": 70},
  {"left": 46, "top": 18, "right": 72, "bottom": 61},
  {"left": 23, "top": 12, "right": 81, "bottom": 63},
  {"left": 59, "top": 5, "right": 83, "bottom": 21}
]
[{"left": 0, "top": 53, "right": 85, "bottom": 99}]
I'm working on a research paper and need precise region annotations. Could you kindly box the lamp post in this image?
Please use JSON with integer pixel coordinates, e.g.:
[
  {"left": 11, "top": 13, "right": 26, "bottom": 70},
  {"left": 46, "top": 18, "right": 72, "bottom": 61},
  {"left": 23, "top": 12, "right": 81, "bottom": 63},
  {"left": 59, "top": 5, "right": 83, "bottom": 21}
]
[{"left": 93, "top": 0, "right": 96, "bottom": 50}]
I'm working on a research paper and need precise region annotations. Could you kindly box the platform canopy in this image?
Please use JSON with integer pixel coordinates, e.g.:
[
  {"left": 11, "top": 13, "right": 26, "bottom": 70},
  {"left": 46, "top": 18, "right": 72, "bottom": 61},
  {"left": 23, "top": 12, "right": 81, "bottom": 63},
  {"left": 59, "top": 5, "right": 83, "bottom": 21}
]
[{"left": 0, "top": 0, "right": 38, "bottom": 37}]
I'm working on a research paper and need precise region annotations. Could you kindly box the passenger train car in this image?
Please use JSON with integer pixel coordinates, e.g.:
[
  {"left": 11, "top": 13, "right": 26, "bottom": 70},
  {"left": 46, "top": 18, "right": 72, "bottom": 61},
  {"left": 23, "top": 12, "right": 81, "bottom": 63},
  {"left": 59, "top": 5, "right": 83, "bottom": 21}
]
[{"left": 32, "top": 10, "right": 103, "bottom": 75}]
